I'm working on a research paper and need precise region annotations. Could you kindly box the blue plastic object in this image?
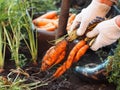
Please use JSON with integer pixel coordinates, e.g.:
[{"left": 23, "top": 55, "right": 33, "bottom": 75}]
[{"left": 74, "top": 46, "right": 115, "bottom": 80}]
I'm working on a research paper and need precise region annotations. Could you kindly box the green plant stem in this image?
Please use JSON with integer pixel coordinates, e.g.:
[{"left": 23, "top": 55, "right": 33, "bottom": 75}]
[
  {"left": 23, "top": 15, "right": 38, "bottom": 65},
  {"left": 0, "top": 23, "right": 7, "bottom": 71},
  {"left": 25, "top": 25, "right": 37, "bottom": 65},
  {"left": 0, "top": 26, "right": 4, "bottom": 69}
]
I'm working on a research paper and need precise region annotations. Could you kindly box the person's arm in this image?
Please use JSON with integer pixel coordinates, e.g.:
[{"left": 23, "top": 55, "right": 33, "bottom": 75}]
[
  {"left": 98, "top": 0, "right": 118, "bottom": 6},
  {"left": 98, "top": 0, "right": 120, "bottom": 27}
]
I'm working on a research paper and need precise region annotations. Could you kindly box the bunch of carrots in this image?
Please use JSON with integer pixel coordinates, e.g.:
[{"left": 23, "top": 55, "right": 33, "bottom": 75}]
[
  {"left": 40, "top": 17, "right": 105, "bottom": 80},
  {"left": 41, "top": 38, "right": 89, "bottom": 78},
  {"left": 33, "top": 11, "right": 76, "bottom": 31}
]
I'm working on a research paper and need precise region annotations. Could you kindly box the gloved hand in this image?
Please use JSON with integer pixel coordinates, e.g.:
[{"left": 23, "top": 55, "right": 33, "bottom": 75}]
[
  {"left": 69, "top": 0, "right": 111, "bottom": 36},
  {"left": 87, "top": 16, "right": 120, "bottom": 51}
]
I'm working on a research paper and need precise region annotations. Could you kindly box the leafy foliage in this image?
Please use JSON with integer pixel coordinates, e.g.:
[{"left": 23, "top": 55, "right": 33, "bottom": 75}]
[
  {"left": 29, "top": 0, "right": 58, "bottom": 13},
  {"left": 117, "top": 0, "right": 120, "bottom": 9},
  {"left": 1, "top": 0, "right": 30, "bottom": 68},
  {"left": 0, "top": 0, "right": 10, "bottom": 21},
  {"left": 107, "top": 39, "right": 120, "bottom": 90},
  {"left": 0, "top": 0, "right": 38, "bottom": 68}
]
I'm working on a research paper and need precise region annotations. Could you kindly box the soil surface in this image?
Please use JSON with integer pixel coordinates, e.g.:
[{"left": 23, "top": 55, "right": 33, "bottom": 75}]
[
  {"left": 31, "top": 68, "right": 116, "bottom": 90},
  {"left": 0, "top": 65, "right": 116, "bottom": 90},
  {"left": 1, "top": 44, "right": 116, "bottom": 90},
  {"left": 34, "top": 45, "right": 116, "bottom": 90},
  {"left": 23, "top": 63, "right": 116, "bottom": 90}
]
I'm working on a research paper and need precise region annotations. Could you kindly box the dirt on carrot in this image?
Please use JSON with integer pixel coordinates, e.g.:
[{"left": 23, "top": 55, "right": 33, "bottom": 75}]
[
  {"left": 52, "top": 40, "right": 87, "bottom": 78},
  {"left": 41, "top": 39, "right": 68, "bottom": 71}
]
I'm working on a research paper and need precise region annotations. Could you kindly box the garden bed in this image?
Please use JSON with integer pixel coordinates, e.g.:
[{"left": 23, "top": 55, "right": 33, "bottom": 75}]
[
  {"left": 0, "top": 0, "right": 120, "bottom": 90},
  {"left": 0, "top": 49, "right": 116, "bottom": 90}
]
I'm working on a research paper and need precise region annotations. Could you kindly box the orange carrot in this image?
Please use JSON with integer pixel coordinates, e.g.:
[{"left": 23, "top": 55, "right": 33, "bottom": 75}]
[
  {"left": 33, "top": 19, "right": 50, "bottom": 26},
  {"left": 42, "top": 25, "right": 56, "bottom": 31},
  {"left": 45, "top": 51, "right": 66, "bottom": 71},
  {"left": 46, "top": 26, "right": 56, "bottom": 31},
  {"left": 66, "top": 24, "right": 71, "bottom": 31},
  {"left": 73, "top": 45, "right": 89, "bottom": 63},
  {"left": 41, "top": 39, "right": 68, "bottom": 71},
  {"left": 40, "top": 11, "right": 58, "bottom": 19},
  {"left": 53, "top": 40, "right": 86, "bottom": 78},
  {"left": 53, "top": 65, "right": 66, "bottom": 78},
  {"left": 64, "top": 40, "right": 86, "bottom": 69},
  {"left": 38, "top": 23, "right": 56, "bottom": 31},
  {"left": 54, "top": 51, "right": 66, "bottom": 65},
  {"left": 66, "top": 14, "right": 76, "bottom": 31},
  {"left": 68, "top": 14, "right": 76, "bottom": 24},
  {"left": 33, "top": 18, "right": 58, "bottom": 26},
  {"left": 41, "top": 46, "right": 55, "bottom": 71},
  {"left": 51, "top": 20, "right": 58, "bottom": 28},
  {"left": 52, "top": 15, "right": 59, "bottom": 20}
]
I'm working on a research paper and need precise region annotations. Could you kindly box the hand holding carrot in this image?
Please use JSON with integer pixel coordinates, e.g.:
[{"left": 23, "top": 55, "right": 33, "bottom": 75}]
[
  {"left": 70, "top": 0, "right": 111, "bottom": 36},
  {"left": 87, "top": 16, "right": 120, "bottom": 51}
]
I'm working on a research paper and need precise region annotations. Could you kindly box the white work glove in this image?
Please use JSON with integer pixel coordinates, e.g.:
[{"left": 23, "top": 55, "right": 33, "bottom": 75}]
[
  {"left": 87, "top": 16, "right": 120, "bottom": 51},
  {"left": 70, "top": 0, "right": 111, "bottom": 36}
]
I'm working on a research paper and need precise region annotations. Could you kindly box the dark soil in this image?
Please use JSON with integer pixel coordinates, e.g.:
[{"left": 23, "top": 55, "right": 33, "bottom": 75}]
[
  {"left": 0, "top": 43, "right": 116, "bottom": 90},
  {"left": 34, "top": 44, "right": 116, "bottom": 90},
  {"left": 0, "top": 64, "right": 116, "bottom": 90}
]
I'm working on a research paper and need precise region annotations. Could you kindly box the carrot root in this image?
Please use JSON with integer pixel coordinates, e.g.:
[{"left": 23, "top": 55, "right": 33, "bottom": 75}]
[
  {"left": 53, "top": 40, "right": 87, "bottom": 78},
  {"left": 73, "top": 45, "right": 89, "bottom": 63},
  {"left": 40, "top": 11, "right": 58, "bottom": 19},
  {"left": 41, "top": 39, "right": 68, "bottom": 71}
]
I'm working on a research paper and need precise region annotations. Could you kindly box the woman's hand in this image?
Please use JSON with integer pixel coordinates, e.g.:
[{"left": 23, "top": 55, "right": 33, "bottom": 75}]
[
  {"left": 87, "top": 16, "right": 120, "bottom": 51},
  {"left": 69, "top": 0, "right": 111, "bottom": 36}
]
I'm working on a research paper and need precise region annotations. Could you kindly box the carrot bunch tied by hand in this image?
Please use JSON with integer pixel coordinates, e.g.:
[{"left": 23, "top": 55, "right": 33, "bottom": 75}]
[{"left": 40, "top": 17, "right": 105, "bottom": 79}]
